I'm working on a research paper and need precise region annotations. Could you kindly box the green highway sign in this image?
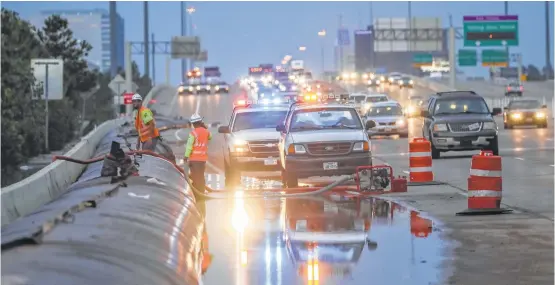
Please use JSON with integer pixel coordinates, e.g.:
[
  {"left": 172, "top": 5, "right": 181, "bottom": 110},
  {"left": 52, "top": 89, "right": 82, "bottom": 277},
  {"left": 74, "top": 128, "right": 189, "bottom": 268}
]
[
  {"left": 412, "top": 54, "right": 433, "bottom": 67},
  {"left": 481, "top": 49, "right": 508, "bottom": 67},
  {"left": 458, "top": 49, "right": 477, "bottom": 66},
  {"left": 463, "top": 15, "right": 519, "bottom": 47}
]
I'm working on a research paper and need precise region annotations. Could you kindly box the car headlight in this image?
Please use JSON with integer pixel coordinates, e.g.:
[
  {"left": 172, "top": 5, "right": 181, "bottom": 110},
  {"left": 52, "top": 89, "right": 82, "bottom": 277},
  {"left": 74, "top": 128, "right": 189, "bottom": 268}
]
[
  {"left": 215, "top": 85, "right": 220, "bottom": 90},
  {"left": 362, "top": 74, "right": 368, "bottom": 79},
  {"left": 409, "top": 80, "right": 414, "bottom": 84},
  {"left": 291, "top": 86, "right": 297, "bottom": 91},
  {"left": 396, "top": 119, "right": 405, "bottom": 126},
  {"left": 287, "top": 144, "right": 306, "bottom": 154},
  {"left": 231, "top": 139, "right": 248, "bottom": 153},
  {"left": 233, "top": 139, "right": 248, "bottom": 146},
  {"left": 178, "top": 86, "right": 185, "bottom": 92},
  {"left": 511, "top": 113, "right": 522, "bottom": 119},
  {"left": 196, "top": 86, "right": 201, "bottom": 90},
  {"left": 407, "top": 106, "right": 415, "bottom": 113},
  {"left": 206, "top": 85, "right": 211, "bottom": 90},
  {"left": 260, "top": 93, "right": 265, "bottom": 97},
  {"left": 188, "top": 86, "right": 193, "bottom": 91},
  {"left": 483, "top": 122, "right": 497, "bottom": 130},
  {"left": 535, "top": 112, "right": 546, "bottom": 118},
  {"left": 433, "top": 123, "right": 448, "bottom": 132},
  {"left": 353, "top": 141, "right": 370, "bottom": 152}
]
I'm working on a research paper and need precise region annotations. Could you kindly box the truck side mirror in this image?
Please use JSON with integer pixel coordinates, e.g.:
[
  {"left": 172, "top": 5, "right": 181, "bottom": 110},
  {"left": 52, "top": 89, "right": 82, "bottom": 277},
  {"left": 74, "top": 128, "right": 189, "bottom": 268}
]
[
  {"left": 365, "top": 120, "right": 376, "bottom": 129},
  {"left": 276, "top": 123, "right": 285, "bottom": 132},
  {"left": 218, "top": 125, "right": 230, "bottom": 134},
  {"left": 492, "top": 107, "right": 502, "bottom": 116}
]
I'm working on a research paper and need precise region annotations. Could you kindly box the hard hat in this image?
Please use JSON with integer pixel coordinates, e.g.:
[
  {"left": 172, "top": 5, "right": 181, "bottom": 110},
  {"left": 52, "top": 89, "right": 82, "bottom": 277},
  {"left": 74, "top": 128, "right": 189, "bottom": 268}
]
[
  {"left": 131, "top": 93, "right": 142, "bottom": 101},
  {"left": 190, "top": 113, "right": 203, "bottom": 123}
]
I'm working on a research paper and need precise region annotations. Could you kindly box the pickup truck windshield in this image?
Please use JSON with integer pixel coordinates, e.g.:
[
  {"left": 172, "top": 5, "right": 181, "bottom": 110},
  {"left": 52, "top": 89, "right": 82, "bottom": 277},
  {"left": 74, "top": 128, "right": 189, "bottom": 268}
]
[
  {"left": 366, "top": 105, "right": 403, "bottom": 116},
  {"left": 509, "top": 100, "right": 541, "bottom": 109},
  {"left": 233, "top": 111, "right": 287, "bottom": 131},
  {"left": 366, "top": 96, "right": 388, "bottom": 103},
  {"left": 434, "top": 98, "right": 490, "bottom": 115},
  {"left": 290, "top": 108, "right": 362, "bottom": 131},
  {"left": 351, "top": 96, "right": 366, "bottom": 103}
]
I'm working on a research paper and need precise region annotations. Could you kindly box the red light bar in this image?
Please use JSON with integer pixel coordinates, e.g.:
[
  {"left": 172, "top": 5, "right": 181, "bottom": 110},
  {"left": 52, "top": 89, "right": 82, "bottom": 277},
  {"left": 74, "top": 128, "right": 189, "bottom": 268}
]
[{"left": 234, "top": 99, "right": 254, "bottom": 107}]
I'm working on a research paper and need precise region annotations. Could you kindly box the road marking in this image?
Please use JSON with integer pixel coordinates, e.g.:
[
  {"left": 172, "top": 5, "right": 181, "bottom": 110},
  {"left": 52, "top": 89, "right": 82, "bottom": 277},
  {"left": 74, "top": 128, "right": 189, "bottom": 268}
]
[
  {"left": 175, "top": 129, "right": 184, "bottom": 141},
  {"left": 550, "top": 165, "right": 555, "bottom": 167},
  {"left": 402, "top": 170, "right": 409, "bottom": 174},
  {"left": 514, "top": 157, "right": 525, "bottom": 161}
]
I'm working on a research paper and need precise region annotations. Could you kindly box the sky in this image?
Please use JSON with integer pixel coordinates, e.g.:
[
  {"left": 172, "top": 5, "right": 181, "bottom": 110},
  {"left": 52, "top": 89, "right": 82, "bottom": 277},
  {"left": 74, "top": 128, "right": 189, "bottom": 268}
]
[{"left": 3, "top": 1, "right": 554, "bottom": 84}]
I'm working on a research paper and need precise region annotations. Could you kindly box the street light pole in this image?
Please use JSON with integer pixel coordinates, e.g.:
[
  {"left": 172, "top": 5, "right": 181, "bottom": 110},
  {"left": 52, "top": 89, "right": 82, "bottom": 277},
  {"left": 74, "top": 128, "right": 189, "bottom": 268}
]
[{"left": 318, "top": 30, "right": 326, "bottom": 76}]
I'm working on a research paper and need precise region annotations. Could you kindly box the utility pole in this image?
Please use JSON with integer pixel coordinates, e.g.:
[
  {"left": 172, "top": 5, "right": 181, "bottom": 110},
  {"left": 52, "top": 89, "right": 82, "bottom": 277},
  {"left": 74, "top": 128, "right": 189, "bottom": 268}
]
[
  {"left": 181, "top": 1, "right": 187, "bottom": 82},
  {"left": 545, "top": 1, "right": 551, "bottom": 80},
  {"left": 504, "top": 1, "right": 509, "bottom": 67},
  {"left": 143, "top": 1, "right": 150, "bottom": 78},
  {"left": 34, "top": 61, "right": 60, "bottom": 151},
  {"left": 448, "top": 27, "right": 456, "bottom": 89},
  {"left": 109, "top": 1, "right": 118, "bottom": 77},
  {"left": 151, "top": 33, "right": 156, "bottom": 84},
  {"left": 408, "top": 1, "right": 412, "bottom": 51}
]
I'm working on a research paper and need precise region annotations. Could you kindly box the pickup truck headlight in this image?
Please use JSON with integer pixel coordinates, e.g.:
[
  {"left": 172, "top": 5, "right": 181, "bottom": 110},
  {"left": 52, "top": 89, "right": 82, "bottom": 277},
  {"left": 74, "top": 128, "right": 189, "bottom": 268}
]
[
  {"left": 483, "top": 122, "right": 497, "bottom": 130},
  {"left": 409, "top": 80, "right": 414, "bottom": 84},
  {"left": 231, "top": 139, "right": 248, "bottom": 153},
  {"left": 353, "top": 141, "right": 370, "bottom": 152},
  {"left": 396, "top": 119, "right": 406, "bottom": 127},
  {"left": 535, "top": 112, "right": 546, "bottom": 118},
  {"left": 287, "top": 144, "right": 306, "bottom": 154},
  {"left": 433, "top": 124, "right": 448, "bottom": 132}
]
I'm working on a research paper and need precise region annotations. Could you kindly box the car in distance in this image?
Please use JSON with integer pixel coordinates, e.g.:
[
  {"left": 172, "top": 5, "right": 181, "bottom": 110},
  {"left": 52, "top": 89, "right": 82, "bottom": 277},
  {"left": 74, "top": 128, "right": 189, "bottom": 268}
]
[
  {"left": 505, "top": 82, "right": 523, "bottom": 96},
  {"left": 405, "top": 95, "right": 425, "bottom": 117},
  {"left": 396, "top": 76, "right": 414, "bottom": 88},
  {"left": 364, "top": 101, "right": 408, "bottom": 138},
  {"left": 218, "top": 100, "right": 289, "bottom": 186},
  {"left": 277, "top": 103, "right": 373, "bottom": 187},
  {"left": 420, "top": 91, "right": 502, "bottom": 158},
  {"left": 387, "top": 72, "right": 403, "bottom": 85},
  {"left": 503, "top": 99, "right": 548, "bottom": 129}
]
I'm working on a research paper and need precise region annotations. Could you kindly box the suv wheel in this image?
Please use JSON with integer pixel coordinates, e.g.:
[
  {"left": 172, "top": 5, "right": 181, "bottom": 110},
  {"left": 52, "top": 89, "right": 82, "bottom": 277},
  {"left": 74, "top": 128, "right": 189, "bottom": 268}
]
[
  {"left": 487, "top": 136, "right": 500, "bottom": 156},
  {"left": 429, "top": 132, "right": 441, "bottom": 159},
  {"left": 224, "top": 160, "right": 240, "bottom": 187}
]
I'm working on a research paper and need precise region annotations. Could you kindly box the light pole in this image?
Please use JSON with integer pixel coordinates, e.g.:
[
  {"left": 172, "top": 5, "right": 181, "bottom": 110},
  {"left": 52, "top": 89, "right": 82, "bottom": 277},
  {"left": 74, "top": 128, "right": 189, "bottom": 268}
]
[
  {"left": 187, "top": 6, "right": 196, "bottom": 70},
  {"left": 318, "top": 29, "right": 326, "bottom": 75}
]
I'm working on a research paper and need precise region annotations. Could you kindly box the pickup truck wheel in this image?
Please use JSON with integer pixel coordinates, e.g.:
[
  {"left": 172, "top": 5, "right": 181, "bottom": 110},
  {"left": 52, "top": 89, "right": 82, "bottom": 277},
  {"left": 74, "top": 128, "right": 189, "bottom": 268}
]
[
  {"left": 224, "top": 161, "right": 240, "bottom": 187},
  {"left": 282, "top": 170, "right": 298, "bottom": 188},
  {"left": 487, "top": 136, "right": 500, "bottom": 156}
]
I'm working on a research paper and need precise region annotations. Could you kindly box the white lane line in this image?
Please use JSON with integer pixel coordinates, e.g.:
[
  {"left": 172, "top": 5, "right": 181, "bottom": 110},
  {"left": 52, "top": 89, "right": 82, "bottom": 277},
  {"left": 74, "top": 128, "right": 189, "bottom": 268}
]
[
  {"left": 402, "top": 170, "right": 409, "bottom": 174},
  {"left": 195, "top": 99, "right": 201, "bottom": 114},
  {"left": 514, "top": 157, "right": 525, "bottom": 161},
  {"left": 550, "top": 165, "right": 555, "bottom": 167},
  {"left": 175, "top": 128, "right": 184, "bottom": 141}
]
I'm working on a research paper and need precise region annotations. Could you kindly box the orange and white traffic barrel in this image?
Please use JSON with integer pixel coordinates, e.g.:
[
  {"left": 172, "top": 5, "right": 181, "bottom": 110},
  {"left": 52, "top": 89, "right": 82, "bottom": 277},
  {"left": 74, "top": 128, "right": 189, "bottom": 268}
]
[
  {"left": 457, "top": 150, "right": 512, "bottom": 215},
  {"left": 409, "top": 138, "right": 434, "bottom": 183},
  {"left": 410, "top": 211, "right": 433, "bottom": 238}
]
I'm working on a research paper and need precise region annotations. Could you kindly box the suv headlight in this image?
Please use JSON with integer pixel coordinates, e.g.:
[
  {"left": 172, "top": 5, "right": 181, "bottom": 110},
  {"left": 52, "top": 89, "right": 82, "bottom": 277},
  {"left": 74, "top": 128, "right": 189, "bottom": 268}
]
[
  {"left": 231, "top": 139, "right": 248, "bottom": 153},
  {"left": 287, "top": 144, "right": 306, "bottom": 154},
  {"left": 433, "top": 123, "right": 448, "bottom": 132},
  {"left": 483, "top": 121, "right": 497, "bottom": 130},
  {"left": 353, "top": 141, "right": 370, "bottom": 152},
  {"left": 396, "top": 119, "right": 406, "bottom": 127}
]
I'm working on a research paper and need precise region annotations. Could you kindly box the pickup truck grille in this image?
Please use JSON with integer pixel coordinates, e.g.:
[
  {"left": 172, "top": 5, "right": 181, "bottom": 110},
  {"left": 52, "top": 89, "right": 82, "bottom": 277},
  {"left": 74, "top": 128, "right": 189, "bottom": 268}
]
[
  {"left": 307, "top": 142, "right": 352, "bottom": 155},
  {"left": 248, "top": 140, "right": 279, "bottom": 154},
  {"left": 448, "top": 122, "right": 483, "bottom": 132}
]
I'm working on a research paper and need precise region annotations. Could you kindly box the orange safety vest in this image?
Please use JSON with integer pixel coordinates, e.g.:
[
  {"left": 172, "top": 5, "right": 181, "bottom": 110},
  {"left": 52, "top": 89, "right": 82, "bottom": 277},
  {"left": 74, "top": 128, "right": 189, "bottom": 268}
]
[
  {"left": 201, "top": 230, "right": 212, "bottom": 274},
  {"left": 190, "top": 127, "right": 210, "bottom": 161},
  {"left": 135, "top": 106, "right": 160, "bottom": 143}
]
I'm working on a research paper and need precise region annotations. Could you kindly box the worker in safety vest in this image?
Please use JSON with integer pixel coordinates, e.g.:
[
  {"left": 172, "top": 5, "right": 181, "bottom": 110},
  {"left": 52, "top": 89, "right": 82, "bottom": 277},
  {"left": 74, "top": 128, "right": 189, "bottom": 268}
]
[
  {"left": 132, "top": 93, "right": 161, "bottom": 151},
  {"left": 184, "top": 113, "right": 212, "bottom": 193}
]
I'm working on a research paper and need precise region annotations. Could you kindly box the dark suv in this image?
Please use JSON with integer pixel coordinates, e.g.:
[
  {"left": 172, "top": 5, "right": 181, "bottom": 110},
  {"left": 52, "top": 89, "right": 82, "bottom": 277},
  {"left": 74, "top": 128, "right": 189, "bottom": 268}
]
[{"left": 420, "top": 91, "right": 502, "bottom": 159}]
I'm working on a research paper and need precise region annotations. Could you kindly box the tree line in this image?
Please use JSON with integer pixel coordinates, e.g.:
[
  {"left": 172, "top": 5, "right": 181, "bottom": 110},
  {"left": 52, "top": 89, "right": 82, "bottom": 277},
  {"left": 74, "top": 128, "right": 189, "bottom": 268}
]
[{"left": 1, "top": 9, "right": 152, "bottom": 186}]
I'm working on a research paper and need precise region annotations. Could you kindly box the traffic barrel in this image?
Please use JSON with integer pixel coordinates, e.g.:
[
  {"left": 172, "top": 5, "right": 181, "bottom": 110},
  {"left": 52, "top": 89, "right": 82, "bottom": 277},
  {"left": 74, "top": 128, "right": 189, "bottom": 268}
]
[
  {"left": 456, "top": 150, "right": 512, "bottom": 215},
  {"left": 410, "top": 211, "right": 433, "bottom": 238},
  {"left": 409, "top": 138, "right": 434, "bottom": 183}
]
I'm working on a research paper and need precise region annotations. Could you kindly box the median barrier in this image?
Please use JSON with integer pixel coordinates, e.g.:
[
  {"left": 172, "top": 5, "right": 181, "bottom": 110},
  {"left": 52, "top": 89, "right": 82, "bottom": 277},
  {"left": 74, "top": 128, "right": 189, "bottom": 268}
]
[
  {"left": 2, "top": 130, "right": 204, "bottom": 284},
  {"left": 1, "top": 85, "right": 171, "bottom": 226}
]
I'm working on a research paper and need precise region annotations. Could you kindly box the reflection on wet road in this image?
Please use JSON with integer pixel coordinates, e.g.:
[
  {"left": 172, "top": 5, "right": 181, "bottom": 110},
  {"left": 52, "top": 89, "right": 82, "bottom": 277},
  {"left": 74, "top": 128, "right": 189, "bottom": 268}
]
[{"left": 201, "top": 193, "right": 446, "bottom": 285}]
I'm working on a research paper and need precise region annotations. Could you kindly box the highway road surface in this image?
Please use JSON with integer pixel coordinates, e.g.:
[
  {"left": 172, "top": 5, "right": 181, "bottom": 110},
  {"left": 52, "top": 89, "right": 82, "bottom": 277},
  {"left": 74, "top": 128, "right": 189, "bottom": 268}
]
[{"left": 150, "top": 81, "right": 554, "bottom": 284}]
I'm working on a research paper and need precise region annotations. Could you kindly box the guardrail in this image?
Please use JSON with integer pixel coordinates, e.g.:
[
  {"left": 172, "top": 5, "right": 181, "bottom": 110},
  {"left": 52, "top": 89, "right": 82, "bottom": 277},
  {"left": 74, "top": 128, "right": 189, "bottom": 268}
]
[{"left": 1, "top": 85, "right": 172, "bottom": 226}]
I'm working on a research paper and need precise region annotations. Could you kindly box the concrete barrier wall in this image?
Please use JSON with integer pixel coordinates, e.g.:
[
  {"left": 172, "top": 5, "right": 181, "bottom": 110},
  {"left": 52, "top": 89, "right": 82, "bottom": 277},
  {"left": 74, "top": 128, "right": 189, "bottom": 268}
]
[{"left": 1, "top": 86, "right": 172, "bottom": 226}]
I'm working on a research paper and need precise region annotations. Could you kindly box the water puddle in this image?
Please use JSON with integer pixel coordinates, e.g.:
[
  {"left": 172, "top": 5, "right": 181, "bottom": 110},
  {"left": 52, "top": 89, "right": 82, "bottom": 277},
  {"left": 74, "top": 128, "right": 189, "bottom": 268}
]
[{"left": 201, "top": 193, "right": 448, "bottom": 285}]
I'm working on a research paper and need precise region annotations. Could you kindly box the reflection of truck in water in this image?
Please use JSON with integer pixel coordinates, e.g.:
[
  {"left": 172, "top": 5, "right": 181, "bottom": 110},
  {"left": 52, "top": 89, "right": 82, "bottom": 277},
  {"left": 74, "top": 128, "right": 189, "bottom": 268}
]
[{"left": 284, "top": 198, "right": 376, "bottom": 282}]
